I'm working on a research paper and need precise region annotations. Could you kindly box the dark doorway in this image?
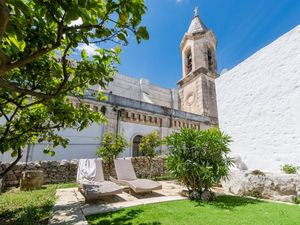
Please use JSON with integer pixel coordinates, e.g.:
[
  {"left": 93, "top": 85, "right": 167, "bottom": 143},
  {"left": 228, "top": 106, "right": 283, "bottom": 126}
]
[{"left": 132, "top": 135, "right": 144, "bottom": 157}]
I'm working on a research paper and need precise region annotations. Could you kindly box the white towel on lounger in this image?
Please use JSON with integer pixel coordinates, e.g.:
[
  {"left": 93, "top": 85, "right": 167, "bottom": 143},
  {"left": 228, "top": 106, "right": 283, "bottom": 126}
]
[{"left": 77, "top": 159, "right": 97, "bottom": 184}]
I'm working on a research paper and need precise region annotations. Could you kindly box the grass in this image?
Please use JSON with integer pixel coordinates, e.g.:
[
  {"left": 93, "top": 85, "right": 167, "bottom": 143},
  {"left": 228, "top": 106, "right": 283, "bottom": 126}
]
[
  {"left": 0, "top": 182, "right": 77, "bottom": 225},
  {"left": 87, "top": 195, "right": 300, "bottom": 225}
]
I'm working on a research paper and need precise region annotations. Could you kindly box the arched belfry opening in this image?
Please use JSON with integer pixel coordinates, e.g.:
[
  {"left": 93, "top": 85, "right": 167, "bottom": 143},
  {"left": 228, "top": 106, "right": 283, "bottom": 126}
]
[
  {"left": 185, "top": 48, "right": 192, "bottom": 75},
  {"left": 207, "top": 46, "right": 216, "bottom": 72},
  {"left": 132, "top": 135, "right": 144, "bottom": 157}
]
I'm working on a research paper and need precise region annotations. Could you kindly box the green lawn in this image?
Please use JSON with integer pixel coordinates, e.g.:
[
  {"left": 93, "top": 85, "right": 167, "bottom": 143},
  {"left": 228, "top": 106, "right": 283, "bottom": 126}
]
[
  {"left": 0, "top": 182, "right": 77, "bottom": 225},
  {"left": 87, "top": 196, "right": 300, "bottom": 225}
]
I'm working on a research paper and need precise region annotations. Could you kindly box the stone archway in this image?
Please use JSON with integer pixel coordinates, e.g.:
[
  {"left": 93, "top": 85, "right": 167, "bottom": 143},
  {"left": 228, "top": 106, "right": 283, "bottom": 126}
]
[{"left": 132, "top": 135, "right": 144, "bottom": 157}]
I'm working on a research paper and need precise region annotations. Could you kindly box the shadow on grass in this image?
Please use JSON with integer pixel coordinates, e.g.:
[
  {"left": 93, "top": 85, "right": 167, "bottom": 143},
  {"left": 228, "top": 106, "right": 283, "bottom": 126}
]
[
  {"left": 193, "top": 195, "right": 262, "bottom": 210},
  {"left": 88, "top": 208, "right": 161, "bottom": 225},
  {"left": 0, "top": 200, "right": 53, "bottom": 225}
]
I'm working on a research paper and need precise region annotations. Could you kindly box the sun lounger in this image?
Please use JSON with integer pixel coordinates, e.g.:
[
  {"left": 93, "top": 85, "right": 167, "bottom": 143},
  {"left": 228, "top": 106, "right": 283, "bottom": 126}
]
[
  {"left": 77, "top": 158, "right": 122, "bottom": 201},
  {"left": 113, "top": 159, "right": 162, "bottom": 193}
]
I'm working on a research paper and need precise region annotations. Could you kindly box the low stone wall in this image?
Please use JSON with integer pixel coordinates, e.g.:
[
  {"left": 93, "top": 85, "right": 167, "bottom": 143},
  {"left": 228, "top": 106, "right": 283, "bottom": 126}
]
[
  {"left": 0, "top": 156, "right": 168, "bottom": 190},
  {"left": 221, "top": 169, "right": 300, "bottom": 203}
]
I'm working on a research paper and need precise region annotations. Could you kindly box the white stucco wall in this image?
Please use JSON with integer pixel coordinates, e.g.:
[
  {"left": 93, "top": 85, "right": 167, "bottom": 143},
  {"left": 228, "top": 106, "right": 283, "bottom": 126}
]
[
  {"left": 0, "top": 123, "right": 104, "bottom": 162},
  {"left": 216, "top": 25, "right": 300, "bottom": 172}
]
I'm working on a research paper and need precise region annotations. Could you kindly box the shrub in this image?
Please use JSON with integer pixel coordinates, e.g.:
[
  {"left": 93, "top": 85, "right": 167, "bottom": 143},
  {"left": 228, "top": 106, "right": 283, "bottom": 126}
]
[
  {"left": 292, "top": 196, "right": 300, "bottom": 204},
  {"left": 165, "top": 127, "right": 233, "bottom": 200},
  {"left": 281, "top": 164, "right": 298, "bottom": 174},
  {"left": 139, "top": 131, "right": 162, "bottom": 178},
  {"left": 96, "top": 133, "right": 128, "bottom": 178},
  {"left": 251, "top": 170, "right": 265, "bottom": 176}
]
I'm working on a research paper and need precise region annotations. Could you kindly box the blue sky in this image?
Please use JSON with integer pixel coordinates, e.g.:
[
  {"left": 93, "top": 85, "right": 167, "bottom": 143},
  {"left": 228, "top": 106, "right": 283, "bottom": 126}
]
[{"left": 117, "top": 0, "right": 300, "bottom": 88}]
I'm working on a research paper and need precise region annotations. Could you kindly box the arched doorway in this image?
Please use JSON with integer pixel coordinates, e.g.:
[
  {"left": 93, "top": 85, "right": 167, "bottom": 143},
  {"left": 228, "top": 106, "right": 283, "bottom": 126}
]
[{"left": 132, "top": 135, "right": 144, "bottom": 157}]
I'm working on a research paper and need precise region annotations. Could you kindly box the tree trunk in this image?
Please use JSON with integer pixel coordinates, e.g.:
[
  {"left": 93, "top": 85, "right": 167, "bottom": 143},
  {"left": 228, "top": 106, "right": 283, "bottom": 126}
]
[
  {"left": 0, "top": 148, "right": 22, "bottom": 180},
  {"left": 0, "top": 0, "right": 9, "bottom": 40}
]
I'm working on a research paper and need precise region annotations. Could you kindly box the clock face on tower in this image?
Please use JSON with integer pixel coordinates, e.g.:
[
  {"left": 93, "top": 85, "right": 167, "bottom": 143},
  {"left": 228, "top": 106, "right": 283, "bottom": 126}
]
[{"left": 185, "top": 92, "right": 196, "bottom": 106}]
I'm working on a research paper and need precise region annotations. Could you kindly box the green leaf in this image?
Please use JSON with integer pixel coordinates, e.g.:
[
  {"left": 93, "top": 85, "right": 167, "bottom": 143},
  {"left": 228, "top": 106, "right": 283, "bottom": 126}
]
[
  {"left": 81, "top": 49, "right": 87, "bottom": 61},
  {"left": 117, "top": 33, "right": 128, "bottom": 44},
  {"left": 137, "top": 26, "right": 149, "bottom": 42},
  {"left": 8, "top": 34, "right": 26, "bottom": 51}
]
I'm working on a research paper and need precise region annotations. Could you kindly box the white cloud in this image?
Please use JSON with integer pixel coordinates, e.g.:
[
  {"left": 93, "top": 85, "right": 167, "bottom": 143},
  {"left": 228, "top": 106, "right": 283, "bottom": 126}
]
[
  {"left": 70, "top": 18, "right": 83, "bottom": 26},
  {"left": 77, "top": 43, "right": 98, "bottom": 56},
  {"left": 175, "top": 0, "right": 188, "bottom": 3}
]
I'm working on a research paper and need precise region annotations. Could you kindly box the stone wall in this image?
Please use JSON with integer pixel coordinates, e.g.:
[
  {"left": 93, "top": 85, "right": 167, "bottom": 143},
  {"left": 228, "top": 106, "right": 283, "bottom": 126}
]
[
  {"left": 222, "top": 169, "right": 300, "bottom": 203},
  {"left": 0, "top": 156, "right": 168, "bottom": 190}
]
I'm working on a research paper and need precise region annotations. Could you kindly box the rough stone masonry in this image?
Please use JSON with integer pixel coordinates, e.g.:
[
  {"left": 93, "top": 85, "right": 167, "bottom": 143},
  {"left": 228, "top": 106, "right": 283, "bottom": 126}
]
[{"left": 0, "top": 156, "right": 168, "bottom": 190}]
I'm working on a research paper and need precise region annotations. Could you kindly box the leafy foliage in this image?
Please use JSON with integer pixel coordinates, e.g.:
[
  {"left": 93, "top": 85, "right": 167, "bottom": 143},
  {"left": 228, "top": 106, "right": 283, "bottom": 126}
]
[
  {"left": 96, "top": 132, "right": 128, "bottom": 176},
  {"left": 139, "top": 131, "right": 162, "bottom": 159},
  {"left": 165, "top": 127, "right": 233, "bottom": 195},
  {"left": 139, "top": 131, "right": 162, "bottom": 177},
  {"left": 292, "top": 196, "right": 300, "bottom": 205},
  {"left": 281, "top": 164, "right": 298, "bottom": 174},
  {"left": 0, "top": 0, "right": 148, "bottom": 177}
]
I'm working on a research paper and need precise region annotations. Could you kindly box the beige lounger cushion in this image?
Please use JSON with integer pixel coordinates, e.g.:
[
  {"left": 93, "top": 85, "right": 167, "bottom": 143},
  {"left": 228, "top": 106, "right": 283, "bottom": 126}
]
[
  {"left": 81, "top": 181, "right": 122, "bottom": 200},
  {"left": 121, "top": 179, "right": 162, "bottom": 193},
  {"left": 114, "top": 159, "right": 162, "bottom": 193}
]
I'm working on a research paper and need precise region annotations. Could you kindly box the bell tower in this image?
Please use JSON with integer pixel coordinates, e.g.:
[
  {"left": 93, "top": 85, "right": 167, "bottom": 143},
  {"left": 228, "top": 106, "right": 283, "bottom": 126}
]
[{"left": 178, "top": 7, "right": 218, "bottom": 120}]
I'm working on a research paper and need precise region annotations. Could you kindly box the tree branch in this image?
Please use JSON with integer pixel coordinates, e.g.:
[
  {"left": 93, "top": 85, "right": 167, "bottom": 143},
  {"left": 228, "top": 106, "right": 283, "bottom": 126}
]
[
  {"left": 0, "top": 49, "right": 9, "bottom": 66},
  {"left": 0, "top": 77, "right": 60, "bottom": 99},
  {"left": 0, "top": 105, "right": 8, "bottom": 121},
  {"left": 0, "top": 44, "right": 60, "bottom": 75},
  {"left": 55, "top": 41, "right": 72, "bottom": 94},
  {"left": 0, "top": 147, "right": 22, "bottom": 179},
  {"left": 0, "top": 0, "right": 9, "bottom": 40}
]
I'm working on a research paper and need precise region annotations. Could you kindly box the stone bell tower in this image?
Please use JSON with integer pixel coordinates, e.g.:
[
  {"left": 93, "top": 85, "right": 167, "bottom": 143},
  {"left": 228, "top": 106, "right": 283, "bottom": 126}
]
[{"left": 178, "top": 7, "right": 218, "bottom": 121}]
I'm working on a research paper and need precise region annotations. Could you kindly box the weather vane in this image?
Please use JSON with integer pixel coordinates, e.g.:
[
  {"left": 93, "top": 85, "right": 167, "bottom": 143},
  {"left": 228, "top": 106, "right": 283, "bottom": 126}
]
[{"left": 194, "top": 6, "right": 199, "bottom": 17}]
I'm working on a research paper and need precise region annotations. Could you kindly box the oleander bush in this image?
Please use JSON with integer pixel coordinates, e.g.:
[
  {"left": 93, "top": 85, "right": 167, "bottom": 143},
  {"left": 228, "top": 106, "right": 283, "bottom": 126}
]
[{"left": 165, "top": 127, "right": 233, "bottom": 200}]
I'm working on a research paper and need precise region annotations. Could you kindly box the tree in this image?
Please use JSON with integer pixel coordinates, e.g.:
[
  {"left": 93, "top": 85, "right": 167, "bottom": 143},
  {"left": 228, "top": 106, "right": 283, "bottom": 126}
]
[
  {"left": 139, "top": 131, "right": 162, "bottom": 178},
  {"left": 96, "top": 132, "right": 128, "bottom": 178},
  {"left": 0, "top": 0, "right": 148, "bottom": 179},
  {"left": 165, "top": 127, "right": 233, "bottom": 201}
]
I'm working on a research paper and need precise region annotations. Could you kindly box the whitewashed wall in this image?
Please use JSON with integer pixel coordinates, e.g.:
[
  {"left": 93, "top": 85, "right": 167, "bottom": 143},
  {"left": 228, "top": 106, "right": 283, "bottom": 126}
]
[
  {"left": 0, "top": 123, "right": 104, "bottom": 162},
  {"left": 216, "top": 25, "right": 300, "bottom": 172}
]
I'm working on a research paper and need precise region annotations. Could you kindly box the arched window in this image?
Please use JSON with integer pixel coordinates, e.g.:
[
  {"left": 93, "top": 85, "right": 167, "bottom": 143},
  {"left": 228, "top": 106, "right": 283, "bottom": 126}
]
[
  {"left": 132, "top": 135, "right": 144, "bottom": 157},
  {"left": 185, "top": 48, "right": 192, "bottom": 75},
  {"left": 207, "top": 47, "right": 214, "bottom": 72}
]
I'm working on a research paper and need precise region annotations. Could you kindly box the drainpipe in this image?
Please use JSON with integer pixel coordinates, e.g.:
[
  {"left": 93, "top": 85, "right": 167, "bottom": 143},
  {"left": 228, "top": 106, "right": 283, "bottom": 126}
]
[
  {"left": 159, "top": 118, "right": 163, "bottom": 154},
  {"left": 116, "top": 108, "right": 124, "bottom": 136},
  {"left": 25, "top": 144, "right": 31, "bottom": 163}
]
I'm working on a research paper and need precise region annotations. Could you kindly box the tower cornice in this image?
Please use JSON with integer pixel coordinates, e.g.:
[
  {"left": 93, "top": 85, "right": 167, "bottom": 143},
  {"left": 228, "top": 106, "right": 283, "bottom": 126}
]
[
  {"left": 180, "top": 30, "right": 217, "bottom": 52},
  {"left": 177, "top": 67, "right": 218, "bottom": 87}
]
